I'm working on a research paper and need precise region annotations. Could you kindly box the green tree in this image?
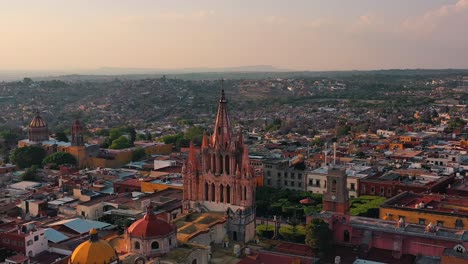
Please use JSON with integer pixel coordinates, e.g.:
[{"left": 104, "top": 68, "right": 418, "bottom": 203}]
[
  {"left": 109, "top": 136, "right": 132, "bottom": 149},
  {"left": 109, "top": 128, "right": 124, "bottom": 142},
  {"left": 55, "top": 131, "right": 69, "bottom": 142},
  {"left": 128, "top": 126, "right": 136, "bottom": 144},
  {"left": 136, "top": 133, "right": 146, "bottom": 141},
  {"left": 22, "top": 165, "right": 39, "bottom": 181},
  {"left": 145, "top": 131, "right": 152, "bottom": 141},
  {"left": 161, "top": 133, "right": 184, "bottom": 145},
  {"left": 0, "top": 131, "right": 20, "bottom": 146},
  {"left": 305, "top": 219, "right": 333, "bottom": 257},
  {"left": 43, "top": 152, "right": 76, "bottom": 169},
  {"left": 132, "top": 147, "right": 146, "bottom": 161},
  {"left": 184, "top": 126, "right": 204, "bottom": 146},
  {"left": 10, "top": 146, "right": 46, "bottom": 169}
]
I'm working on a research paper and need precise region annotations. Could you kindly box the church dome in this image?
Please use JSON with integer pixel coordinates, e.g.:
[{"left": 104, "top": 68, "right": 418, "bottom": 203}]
[
  {"left": 70, "top": 229, "right": 118, "bottom": 264},
  {"left": 127, "top": 205, "right": 175, "bottom": 239},
  {"left": 29, "top": 111, "right": 47, "bottom": 128}
]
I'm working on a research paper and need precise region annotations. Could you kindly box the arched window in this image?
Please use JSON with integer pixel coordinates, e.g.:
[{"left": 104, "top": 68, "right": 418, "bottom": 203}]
[
  {"left": 151, "top": 241, "right": 159, "bottom": 249},
  {"left": 225, "top": 155, "right": 230, "bottom": 174},
  {"left": 192, "top": 259, "right": 198, "bottom": 264},
  {"left": 134, "top": 241, "right": 140, "bottom": 250},
  {"left": 205, "top": 182, "right": 209, "bottom": 201},
  {"left": 332, "top": 179, "right": 337, "bottom": 192},
  {"left": 219, "top": 154, "right": 224, "bottom": 174},
  {"left": 344, "top": 230, "right": 350, "bottom": 242},
  {"left": 211, "top": 183, "right": 215, "bottom": 202},
  {"left": 226, "top": 185, "right": 231, "bottom": 203},
  {"left": 212, "top": 154, "right": 216, "bottom": 173},
  {"left": 243, "top": 186, "right": 247, "bottom": 201},
  {"left": 220, "top": 185, "right": 224, "bottom": 203}
]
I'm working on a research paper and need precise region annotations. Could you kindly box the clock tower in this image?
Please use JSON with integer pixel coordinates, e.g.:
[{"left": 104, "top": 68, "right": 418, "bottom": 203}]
[{"left": 323, "top": 166, "right": 349, "bottom": 215}]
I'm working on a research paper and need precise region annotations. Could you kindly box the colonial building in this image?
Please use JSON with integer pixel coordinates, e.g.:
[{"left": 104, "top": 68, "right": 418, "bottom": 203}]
[
  {"left": 18, "top": 112, "right": 95, "bottom": 169},
  {"left": 125, "top": 205, "right": 177, "bottom": 258},
  {"left": 182, "top": 89, "right": 256, "bottom": 243},
  {"left": 309, "top": 166, "right": 468, "bottom": 262},
  {"left": 262, "top": 157, "right": 306, "bottom": 191}
]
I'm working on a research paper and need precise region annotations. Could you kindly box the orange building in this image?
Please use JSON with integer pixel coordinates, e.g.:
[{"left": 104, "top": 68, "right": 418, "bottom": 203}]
[{"left": 380, "top": 192, "right": 467, "bottom": 230}]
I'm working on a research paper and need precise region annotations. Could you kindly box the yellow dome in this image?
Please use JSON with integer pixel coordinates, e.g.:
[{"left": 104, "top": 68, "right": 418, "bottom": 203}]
[{"left": 70, "top": 229, "right": 118, "bottom": 264}]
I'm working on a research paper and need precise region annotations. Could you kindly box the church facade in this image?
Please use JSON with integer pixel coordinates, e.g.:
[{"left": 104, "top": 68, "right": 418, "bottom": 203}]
[{"left": 182, "top": 90, "right": 257, "bottom": 243}]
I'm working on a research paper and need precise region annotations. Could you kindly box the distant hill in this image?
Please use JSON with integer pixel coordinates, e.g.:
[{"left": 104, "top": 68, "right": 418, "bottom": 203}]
[{"left": 2, "top": 68, "right": 468, "bottom": 82}]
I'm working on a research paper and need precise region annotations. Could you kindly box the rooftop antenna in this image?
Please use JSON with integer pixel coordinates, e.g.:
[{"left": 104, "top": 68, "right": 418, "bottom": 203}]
[
  {"left": 333, "top": 142, "right": 337, "bottom": 165},
  {"left": 323, "top": 143, "right": 329, "bottom": 167}
]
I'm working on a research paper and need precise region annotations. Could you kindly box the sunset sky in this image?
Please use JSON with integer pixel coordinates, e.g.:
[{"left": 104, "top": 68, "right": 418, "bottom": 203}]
[{"left": 1, "top": 0, "right": 467, "bottom": 71}]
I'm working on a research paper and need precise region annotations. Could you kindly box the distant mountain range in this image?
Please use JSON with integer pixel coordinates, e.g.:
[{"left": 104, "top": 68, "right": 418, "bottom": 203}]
[
  {"left": 1, "top": 67, "right": 467, "bottom": 81},
  {"left": 0, "top": 65, "right": 292, "bottom": 81}
]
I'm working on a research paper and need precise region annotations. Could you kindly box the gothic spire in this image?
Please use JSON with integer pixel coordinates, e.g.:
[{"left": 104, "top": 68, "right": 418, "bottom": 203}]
[
  {"left": 188, "top": 141, "right": 197, "bottom": 171},
  {"left": 211, "top": 81, "right": 231, "bottom": 148},
  {"left": 201, "top": 132, "right": 209, "bottom": 149}
]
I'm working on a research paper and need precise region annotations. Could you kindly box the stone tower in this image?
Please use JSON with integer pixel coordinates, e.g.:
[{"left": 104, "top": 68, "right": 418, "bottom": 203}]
[
  {"left": 183, "top": 89, "right": 256, "bottom": 243},
  {"left": 323, "top": 167, "right": 349, "bottom": 215},
  {"left": 68, "top": 119, "right": 87, "bottom": 168}
]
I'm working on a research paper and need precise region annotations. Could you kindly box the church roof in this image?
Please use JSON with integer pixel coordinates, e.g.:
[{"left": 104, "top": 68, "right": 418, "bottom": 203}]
[
  {"left": 70, "top": 229, "right": 118, "bottom": 264},
  {"left": 29, "top": 111, "right": 47, "bottom": 128},
  {"left": 127, "top": 205, "right": 175, "bottom": 239}
]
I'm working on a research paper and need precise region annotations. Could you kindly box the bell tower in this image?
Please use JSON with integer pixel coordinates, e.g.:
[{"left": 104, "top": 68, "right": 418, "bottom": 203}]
[
  {"left": 68, "top": 119, "right": 87, "bottom": 168},
  {"left": 323, "top": 166, "right": 349, "bottom": 215}
]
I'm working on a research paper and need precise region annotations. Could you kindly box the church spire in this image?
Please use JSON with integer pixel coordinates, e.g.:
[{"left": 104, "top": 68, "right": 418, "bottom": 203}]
[
  {"left": 188, "top": 141, "right": 197, "bottom": 171},
  {"left": 201, "top": 132, "right": 209, "bottom": 149},
  {"left": 211, "top": 81, "right": 231, "bottom": 148}
]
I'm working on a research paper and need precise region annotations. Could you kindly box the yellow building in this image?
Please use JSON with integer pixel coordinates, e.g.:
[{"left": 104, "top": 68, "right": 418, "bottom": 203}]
[
  {"left": 70, "top": 229, "right": 119, "bottom": 264},
  {"left": 380, "top": 192, "right": 467, "bottom": 230},
  {"left": 141, "top": 175, "right": 184, "bottom": 193},
  {"left": 18, "top": 113, "right": 93, "bottom": 169}
]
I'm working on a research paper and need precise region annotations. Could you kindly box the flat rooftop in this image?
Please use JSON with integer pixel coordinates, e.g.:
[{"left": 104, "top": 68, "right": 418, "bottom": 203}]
[{"left": 382, "top": 192, "right": 468, "bottom": 217}]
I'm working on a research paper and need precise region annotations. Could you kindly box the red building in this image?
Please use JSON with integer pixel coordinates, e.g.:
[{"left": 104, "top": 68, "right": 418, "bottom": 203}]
[
  {"left": 308, "top": 166, "right": 468, "bottom": 262},
  {"left": 359, "top": 170, "right": 453, "bottom": 198}
]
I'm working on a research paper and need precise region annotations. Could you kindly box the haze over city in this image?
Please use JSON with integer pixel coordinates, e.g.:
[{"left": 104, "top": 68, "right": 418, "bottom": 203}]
[
  {"left": 0, "top": 1, "right": 468, "bottom": 264},
  {"left": 1, "top": 0, "right": 468, "bottom": 72}
]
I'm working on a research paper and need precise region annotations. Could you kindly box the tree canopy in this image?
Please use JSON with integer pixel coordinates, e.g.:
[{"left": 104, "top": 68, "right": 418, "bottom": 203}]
[
  {"left": 22, "top": 165, "right": 39, "bottom": 181},
  {"left": 109, "top": 135, "right": 132, "bottom": 149},
  {"left": 10, "top": 146, "right": 46, "bottom": 169},
  {"left": 55, "top": 131, "right": 69, "bottom": 142},
  {"left": 43, "top": 152, "right": 76, "bottom": 169},
  {"left": 305, "top": 219, "right": 333, "bottom": 256},
  {"left": 132, "top": 147, "right": 146, "bottom": 161}
]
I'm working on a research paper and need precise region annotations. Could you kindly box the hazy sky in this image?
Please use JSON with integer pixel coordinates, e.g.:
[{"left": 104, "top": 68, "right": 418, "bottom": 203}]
[{"left": 1, "top": 0, "right": 467, "bottom": 71}]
